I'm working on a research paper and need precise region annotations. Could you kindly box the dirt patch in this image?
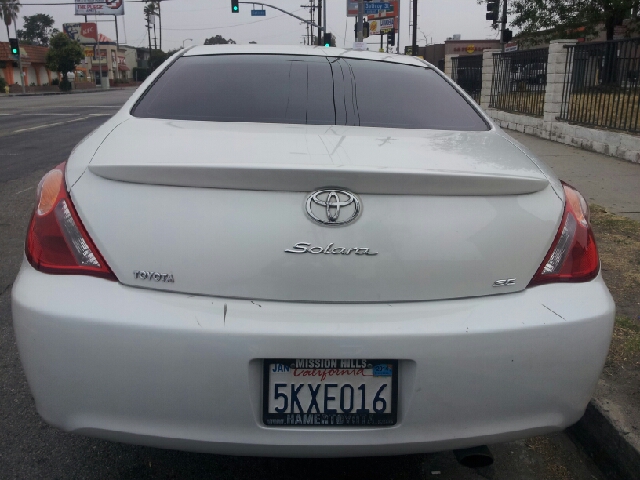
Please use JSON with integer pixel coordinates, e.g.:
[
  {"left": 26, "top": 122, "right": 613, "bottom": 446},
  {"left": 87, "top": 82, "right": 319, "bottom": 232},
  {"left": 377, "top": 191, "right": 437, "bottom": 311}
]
[{"left": 590, "top": 204, "right": 640, "bottom": 370}]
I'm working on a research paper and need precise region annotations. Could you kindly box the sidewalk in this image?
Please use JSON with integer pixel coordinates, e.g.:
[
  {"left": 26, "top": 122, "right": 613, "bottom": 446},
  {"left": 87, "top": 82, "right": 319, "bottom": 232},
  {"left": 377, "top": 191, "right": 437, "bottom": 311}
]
[
  {"left": 507, "top": 131, "right": 640, "bottom": 222},
  {"left": 507, "top": 130, "right": 640, "bottom": 480}
]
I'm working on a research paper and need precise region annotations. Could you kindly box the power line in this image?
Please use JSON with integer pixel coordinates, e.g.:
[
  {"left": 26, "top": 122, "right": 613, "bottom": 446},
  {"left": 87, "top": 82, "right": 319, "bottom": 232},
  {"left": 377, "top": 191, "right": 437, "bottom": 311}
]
[{"left": 163, "top": 9, "right": 301, "bottom": 31}]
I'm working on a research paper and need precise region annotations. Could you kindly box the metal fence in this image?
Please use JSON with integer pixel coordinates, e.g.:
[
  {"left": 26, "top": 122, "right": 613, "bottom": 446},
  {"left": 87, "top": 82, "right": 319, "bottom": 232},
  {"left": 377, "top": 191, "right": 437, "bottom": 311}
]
[
  {"left": 451, "top": 54, "right": 483, "bottom": 104},
  {"left": 559, "top": 38, "right": 640, "bottom": 133},
  {"left": 490, "top": 48, "right": 549, "bottom": 117}
]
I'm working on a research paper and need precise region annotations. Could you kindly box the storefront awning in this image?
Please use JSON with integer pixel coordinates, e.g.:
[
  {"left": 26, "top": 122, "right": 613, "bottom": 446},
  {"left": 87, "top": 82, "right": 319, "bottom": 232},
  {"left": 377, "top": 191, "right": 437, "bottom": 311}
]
[
  {"left": 117, "top": 64, "right": 130, "bottom": 71},
  {"left": 90, "top": 64, "right": 109, "bottom": 72}
]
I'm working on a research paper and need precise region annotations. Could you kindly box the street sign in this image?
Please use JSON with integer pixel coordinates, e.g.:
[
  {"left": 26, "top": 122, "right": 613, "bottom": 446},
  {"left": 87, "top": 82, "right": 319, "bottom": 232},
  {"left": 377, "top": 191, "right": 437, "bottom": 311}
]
[
  {"left": 348, "top": 1, "right": 391, "bottom": 17},
  {"left": 367, "top": 0, "right": 397, "bottom": 19},
  {"left": 364, "top": 2, "right": 390, "bottom": 13},
  {"left": 251, "top": 9, "right": 266, "bottom": 16}
]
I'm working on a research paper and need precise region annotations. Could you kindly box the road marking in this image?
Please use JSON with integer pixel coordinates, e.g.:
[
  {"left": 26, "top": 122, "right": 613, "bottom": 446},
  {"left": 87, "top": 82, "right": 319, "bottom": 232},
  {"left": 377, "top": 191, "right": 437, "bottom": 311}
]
[
  {"left": 35, "top": 105, "right": 121, "bottom": 108},
  {"left": 17, "top": 113, "right": 78, "bottom": 116},
  {"left": 15, "top": 186, "right": 34, "bottom": 196},
  {"left": 12, "top": 116, "right": 92, "bottom": 133}
]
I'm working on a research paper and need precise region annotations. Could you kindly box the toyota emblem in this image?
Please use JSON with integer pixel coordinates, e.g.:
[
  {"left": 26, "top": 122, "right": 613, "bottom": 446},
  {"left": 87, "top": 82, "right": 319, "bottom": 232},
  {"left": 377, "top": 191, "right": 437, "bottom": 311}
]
[{"left": 305, "top": 189, "right": 361, "bottom": 226}]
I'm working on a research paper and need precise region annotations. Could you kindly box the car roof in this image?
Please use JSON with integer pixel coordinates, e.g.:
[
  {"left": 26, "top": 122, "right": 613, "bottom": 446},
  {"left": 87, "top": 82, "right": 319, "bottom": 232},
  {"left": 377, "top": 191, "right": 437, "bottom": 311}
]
[{"left": 183, "top": 44, "right": 432, "bottom": 68}]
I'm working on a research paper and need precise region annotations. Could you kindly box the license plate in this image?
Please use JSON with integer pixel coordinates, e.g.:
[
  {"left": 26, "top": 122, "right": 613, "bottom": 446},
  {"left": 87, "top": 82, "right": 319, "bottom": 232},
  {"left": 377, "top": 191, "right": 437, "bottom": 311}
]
[{"left": 263, "top": 359, "right": 398, "bottom": 427}]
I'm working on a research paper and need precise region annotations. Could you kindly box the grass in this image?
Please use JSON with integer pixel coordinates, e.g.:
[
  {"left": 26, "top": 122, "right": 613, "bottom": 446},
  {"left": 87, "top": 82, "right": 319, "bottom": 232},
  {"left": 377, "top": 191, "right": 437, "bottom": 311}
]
[
  {"left": 567, "top": 91, "right": 640, "bottom": 133},
  {"left": 491, "top": 91, "right": 545, "bottom": 117},
  {"left": 589, "top": 205, "right": 640, "bottom": 369}
]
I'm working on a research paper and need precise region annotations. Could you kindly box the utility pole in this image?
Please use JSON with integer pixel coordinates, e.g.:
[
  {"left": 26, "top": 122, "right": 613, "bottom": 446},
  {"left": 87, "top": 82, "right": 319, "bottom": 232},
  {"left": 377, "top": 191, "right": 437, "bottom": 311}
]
[
  {"left": 412, "top": 0, "right": 418, "bottom": 56},
  {"left": 396, "top": 0, "right": 400, "bottom": 54},
  {"left": 317, "top": 0, "right": 322, "bottom": 45},
  {"left": 323, "top": 0, "right": 327, "bottom": 45},
  {"left": 500, "top": 0, "right": 507, "bottom": 52},
  {"left": 357, "top": 0, "right": 364, "bottom": 42}
]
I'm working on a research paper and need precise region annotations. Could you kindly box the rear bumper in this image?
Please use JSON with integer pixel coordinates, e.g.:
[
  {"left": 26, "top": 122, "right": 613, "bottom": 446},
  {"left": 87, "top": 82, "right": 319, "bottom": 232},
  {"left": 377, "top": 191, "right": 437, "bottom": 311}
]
[{"left": 12, "top": 261, "right": 615, "bottom": 457}]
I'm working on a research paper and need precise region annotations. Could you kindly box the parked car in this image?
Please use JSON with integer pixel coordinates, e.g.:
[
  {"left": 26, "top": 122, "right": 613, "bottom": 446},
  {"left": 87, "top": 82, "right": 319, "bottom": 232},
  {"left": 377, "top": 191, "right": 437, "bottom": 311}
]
[
  {"left": 510, "top": 62, "right": 547, "bottom": 89},
  {"left": 13, "top": 45, "right": 614, "bottom": 458}
]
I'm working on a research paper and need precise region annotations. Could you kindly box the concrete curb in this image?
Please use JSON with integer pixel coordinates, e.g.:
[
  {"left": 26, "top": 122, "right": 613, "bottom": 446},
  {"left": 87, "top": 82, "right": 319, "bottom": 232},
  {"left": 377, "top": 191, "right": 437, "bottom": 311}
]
[{"left": 568, "top": 400, "right": 640, "bottom": 480}]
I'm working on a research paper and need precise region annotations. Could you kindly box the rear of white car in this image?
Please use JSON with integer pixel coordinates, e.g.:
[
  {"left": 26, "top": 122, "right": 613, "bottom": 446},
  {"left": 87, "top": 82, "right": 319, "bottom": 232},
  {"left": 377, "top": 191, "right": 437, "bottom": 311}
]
[{"left": 12, "top": 46, "right": 614, "bottom": 457}]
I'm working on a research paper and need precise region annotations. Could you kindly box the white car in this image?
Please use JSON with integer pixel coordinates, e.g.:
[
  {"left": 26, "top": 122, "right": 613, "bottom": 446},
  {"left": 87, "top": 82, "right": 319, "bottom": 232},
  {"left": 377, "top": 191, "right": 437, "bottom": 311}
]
[{"left": 13, "top": 45, "right": 614, "bottom": 458}]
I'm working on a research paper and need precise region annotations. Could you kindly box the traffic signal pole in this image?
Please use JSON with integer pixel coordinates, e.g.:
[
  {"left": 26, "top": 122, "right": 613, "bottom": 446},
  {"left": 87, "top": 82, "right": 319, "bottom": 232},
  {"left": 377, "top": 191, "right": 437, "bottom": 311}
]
[
  {"left": 501, "top": 0, "right": 507, "bottom": 52},
  {"left": 357, "top": 0, "right": 364, "bottom": 42},
  {"left": 412, "top": 0, "right": 418, "bottom": 56}
]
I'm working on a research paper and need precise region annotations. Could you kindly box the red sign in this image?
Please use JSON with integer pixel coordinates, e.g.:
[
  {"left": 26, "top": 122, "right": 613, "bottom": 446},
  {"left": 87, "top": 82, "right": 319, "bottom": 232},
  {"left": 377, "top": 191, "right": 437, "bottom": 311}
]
[{"left": 367, "top": 1, "right": 399, "bottom": 20}]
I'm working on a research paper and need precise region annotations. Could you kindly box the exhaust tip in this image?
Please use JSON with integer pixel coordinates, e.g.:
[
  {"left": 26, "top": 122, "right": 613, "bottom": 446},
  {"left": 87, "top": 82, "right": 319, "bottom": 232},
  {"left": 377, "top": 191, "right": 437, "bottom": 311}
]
[{"left": 453, "top": 445, "right": 494, "bottom": 469}]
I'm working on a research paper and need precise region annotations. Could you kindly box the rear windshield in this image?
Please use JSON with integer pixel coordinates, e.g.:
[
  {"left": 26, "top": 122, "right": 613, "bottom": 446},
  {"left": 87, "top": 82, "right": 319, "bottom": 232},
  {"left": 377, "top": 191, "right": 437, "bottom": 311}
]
[{"left": 132, "top": 54, "right": 488, "bottom": 131}]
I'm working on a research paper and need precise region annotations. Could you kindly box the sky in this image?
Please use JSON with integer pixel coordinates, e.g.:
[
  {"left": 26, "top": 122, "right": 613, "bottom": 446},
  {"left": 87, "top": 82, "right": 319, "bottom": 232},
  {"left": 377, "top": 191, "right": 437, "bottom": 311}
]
[{"left": 8, "top": 0, "right": 501, "bottom": 52}]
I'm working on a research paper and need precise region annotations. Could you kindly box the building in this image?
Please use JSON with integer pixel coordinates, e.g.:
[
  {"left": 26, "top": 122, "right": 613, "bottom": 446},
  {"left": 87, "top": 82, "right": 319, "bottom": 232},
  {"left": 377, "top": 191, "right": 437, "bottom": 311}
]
[
  {"left": 81, "top": 35, "right": 134, "bottom": 85},
  {"left": 444, "top": 38, "right": 502, "bottom": 77},
  {"left": 0, "top": 42, "right": 59, "bottom": 86}
]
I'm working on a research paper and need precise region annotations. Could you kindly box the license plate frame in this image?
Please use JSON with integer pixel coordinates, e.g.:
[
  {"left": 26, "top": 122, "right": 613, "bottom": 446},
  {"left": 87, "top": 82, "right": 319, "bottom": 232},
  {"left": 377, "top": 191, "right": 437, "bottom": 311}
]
[{"left": 263, "top": 358, "right": 398, "bottom": 427}]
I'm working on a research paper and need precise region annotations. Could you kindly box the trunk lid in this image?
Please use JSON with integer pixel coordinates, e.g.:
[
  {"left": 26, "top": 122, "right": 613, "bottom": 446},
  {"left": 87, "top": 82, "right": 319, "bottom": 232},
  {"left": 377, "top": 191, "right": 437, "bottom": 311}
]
[{"left": 70, "top": 119, "right": 562, "bottom": 302}]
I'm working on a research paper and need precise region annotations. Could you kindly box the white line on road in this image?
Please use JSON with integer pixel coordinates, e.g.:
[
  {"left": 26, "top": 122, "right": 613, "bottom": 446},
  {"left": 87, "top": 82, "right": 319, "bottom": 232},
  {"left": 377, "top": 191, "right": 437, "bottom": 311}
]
[
  {"left": 15, "top": 186, "right": 34, "bottom": 196},
  {"left": 12, "top": 116, "right": 92, "bottom": 133}
]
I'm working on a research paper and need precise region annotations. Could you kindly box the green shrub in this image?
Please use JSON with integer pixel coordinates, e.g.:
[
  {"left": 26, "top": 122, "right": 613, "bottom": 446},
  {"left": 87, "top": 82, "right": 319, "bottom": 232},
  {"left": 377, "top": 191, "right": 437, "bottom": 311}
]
[{"left": 0, "top": 77, "right": 7, "bottom": 92}]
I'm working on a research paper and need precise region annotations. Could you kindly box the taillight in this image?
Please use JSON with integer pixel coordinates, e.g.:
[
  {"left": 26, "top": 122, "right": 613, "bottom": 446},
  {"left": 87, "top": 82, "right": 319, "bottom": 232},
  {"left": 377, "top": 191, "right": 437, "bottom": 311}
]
[
  {"left": 528, "top": 183, "right": 599, "bottom": 286},
  {"left": 25, "top": 163, "right": 117, "bottom": 281}
]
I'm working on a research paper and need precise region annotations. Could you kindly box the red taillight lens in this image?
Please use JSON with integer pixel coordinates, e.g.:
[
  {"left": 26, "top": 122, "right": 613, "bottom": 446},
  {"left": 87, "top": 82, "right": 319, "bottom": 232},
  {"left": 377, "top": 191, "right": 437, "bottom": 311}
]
[
  {"left": 528, "top": 183, "right": 599, "bottom": 286},
  {"left": 25, "top": 163, "right": 117, "bottom": 281}
]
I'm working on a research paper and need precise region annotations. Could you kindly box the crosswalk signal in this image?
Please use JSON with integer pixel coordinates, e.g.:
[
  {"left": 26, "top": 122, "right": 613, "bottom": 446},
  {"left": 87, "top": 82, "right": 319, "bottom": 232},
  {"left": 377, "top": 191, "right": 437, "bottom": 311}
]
[
  {"left": 231, "top": 0, "right": 239, "bottom": 13},
  {"left": 486, "top": 2, "right": 499, "bottom": 23},
  {"left": 9, "top": 38, "right": 19, "bottom": 56},
  {"left": 387, "top": 28, "right": 395, "bottom": 46},
  {"left": 502, "top": 29, "right": 513, "bottom": 43}
]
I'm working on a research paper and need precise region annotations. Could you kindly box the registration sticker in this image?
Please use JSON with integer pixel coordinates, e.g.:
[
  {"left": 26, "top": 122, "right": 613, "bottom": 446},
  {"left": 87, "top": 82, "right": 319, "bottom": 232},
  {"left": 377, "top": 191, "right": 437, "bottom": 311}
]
[{"left": 263, "top": 359, "right": 398, "bottom": 427}]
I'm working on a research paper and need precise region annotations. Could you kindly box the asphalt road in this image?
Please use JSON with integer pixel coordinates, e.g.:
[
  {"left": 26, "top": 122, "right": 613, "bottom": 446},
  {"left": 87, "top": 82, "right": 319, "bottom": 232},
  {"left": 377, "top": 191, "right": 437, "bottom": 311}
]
[{"left": 0, "top": 90, "right": 606, "bottom": 480}]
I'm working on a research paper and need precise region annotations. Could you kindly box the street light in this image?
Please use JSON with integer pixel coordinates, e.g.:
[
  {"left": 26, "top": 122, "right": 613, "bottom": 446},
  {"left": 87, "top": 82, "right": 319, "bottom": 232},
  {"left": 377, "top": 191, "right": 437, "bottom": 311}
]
[{"left": 182, "top": 38, "right": 193, "bottom": 48}]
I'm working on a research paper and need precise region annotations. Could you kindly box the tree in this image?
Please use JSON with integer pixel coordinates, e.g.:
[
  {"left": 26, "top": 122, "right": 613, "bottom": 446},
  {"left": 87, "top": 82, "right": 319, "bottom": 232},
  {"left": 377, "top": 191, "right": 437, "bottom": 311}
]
[
  {"left": 0, "top": 0, "right": 20, "bottom": 42},
  {"left": 204, "top": 35, "right": 236, "bottom": 45},
  {"left": 479, "top": 0, "right": 640, "bottom": 42},
  {"left": 17, "top": 13, "right": 57, "bottom": 46},
  {"left": 45, "top": 31, "right": 83, "bottom": 91}
]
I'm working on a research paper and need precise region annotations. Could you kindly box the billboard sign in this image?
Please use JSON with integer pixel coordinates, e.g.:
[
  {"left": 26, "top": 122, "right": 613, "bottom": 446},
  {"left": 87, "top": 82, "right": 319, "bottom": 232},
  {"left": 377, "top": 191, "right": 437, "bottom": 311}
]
[
  {"left": 75, "top": 0, "right": 124, "bottom": 16},
  {"left": 367, "top": 0, "right": 398, "bottom": 19},
  {"left": 64, "top": 23, "right": 98, "bottom": 44},
  {"left": 369, "top": 17, "right": 396, "bottom": 35}
]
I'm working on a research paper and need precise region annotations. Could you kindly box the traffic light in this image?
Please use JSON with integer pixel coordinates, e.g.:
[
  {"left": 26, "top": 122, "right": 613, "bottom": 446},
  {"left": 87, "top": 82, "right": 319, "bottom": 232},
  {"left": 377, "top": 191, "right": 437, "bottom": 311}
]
[
  {"left": 323, "top": 32, "right": 333, "bottom": 47},
  {"left": 9, "top": 38, "right": 19, "bottom": 56},
  {"left": 354, "top": 21, "right": 370, "bottom": 39},
  {"left": 486, "top": 1, "right": 499, "bottom": 23},
  {"left": 387, "top": 28, "right": 395, "bottom": 46},
  {"left": 502, "top": 29, "right": 513, "bottom": 43},
  {"left": 231, "top": 0, "right": 239, "bottom": 13}
]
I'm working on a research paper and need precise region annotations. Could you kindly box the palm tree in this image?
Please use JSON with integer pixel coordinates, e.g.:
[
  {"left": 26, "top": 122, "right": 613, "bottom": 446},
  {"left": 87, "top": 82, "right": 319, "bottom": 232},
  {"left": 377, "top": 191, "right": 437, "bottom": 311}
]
[{"left": 0, "top": 0, "right": 20, "bottom": 42}]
